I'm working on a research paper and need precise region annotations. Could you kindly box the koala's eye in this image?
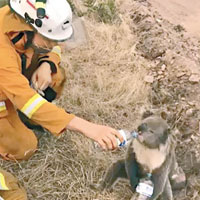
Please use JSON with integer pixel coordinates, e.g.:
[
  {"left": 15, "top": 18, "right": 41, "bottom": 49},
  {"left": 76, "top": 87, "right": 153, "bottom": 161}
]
[{"left": 138, "top": 123, "right": 147, "bottom": 132}]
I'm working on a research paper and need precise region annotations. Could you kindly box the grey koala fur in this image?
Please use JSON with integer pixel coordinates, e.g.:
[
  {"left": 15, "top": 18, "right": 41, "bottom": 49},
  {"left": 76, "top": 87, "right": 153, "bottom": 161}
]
[{"left": 93, "top": 114, "right": 186, "bottom": 200}]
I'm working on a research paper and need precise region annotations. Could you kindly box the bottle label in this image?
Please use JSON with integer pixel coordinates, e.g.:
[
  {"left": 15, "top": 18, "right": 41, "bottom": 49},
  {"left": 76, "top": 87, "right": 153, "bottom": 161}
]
[
  {"left": 117, "top": 130, "right": 127, "bottom": 147},
  {"left": 136, "top": 182, "right": 154, "bottom": 197}
]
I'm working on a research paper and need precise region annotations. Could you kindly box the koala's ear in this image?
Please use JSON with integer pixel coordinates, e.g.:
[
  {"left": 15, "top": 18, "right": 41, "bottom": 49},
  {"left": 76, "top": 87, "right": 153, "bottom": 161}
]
[
  {"left": 142, "top": 110, "right": 154, "bottom": 119},
  {"left": 160, "top": 111, "right": 168, "bottom": 120}
]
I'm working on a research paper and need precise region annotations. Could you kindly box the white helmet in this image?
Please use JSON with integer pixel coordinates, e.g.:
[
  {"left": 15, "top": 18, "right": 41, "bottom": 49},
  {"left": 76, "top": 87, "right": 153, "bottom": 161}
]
[{"left": 9, "top": 0, "right": 73, "bottom": 41}]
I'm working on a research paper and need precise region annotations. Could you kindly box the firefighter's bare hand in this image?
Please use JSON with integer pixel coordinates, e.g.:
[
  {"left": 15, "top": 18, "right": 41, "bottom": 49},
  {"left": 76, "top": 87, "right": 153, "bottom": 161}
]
[
  {"left": 67, "top": 117, "right": 124, "bottom": 150},
  {"left": 86, "top": 124, "right": 124, "bottom": 150},
  {"left": 31, "top": 62, "right": 52, "bottom": 91}
]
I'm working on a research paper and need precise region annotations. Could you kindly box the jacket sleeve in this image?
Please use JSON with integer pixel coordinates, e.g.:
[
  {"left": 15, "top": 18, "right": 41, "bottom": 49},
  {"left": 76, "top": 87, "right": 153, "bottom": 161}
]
[
  {"left": 37, "top": 46, "right": 61, "bottom": 74},
  {"left": 37, "top": 46, "right": 66, "bottom": 99},
  {"left": 0, "top": 47, "right": 75, "bottom": 136}
]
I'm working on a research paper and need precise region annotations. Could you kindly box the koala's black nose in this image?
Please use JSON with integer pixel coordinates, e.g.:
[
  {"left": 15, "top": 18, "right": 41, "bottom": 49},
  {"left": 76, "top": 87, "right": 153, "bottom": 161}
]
[{"left": 137, "top": 123, "right": 148, "bottom": 133}]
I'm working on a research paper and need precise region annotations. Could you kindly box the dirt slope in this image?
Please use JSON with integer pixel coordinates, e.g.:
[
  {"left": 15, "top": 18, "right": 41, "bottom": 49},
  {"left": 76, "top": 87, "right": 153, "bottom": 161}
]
[{"left": 149, "top": 0, "right": 200, "bottom": 38}]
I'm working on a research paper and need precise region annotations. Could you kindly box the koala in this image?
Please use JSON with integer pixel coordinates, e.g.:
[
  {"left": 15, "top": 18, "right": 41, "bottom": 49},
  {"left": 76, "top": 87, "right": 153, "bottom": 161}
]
[{"left": 93, "top": 114, "right": 186, "bottom": 200}]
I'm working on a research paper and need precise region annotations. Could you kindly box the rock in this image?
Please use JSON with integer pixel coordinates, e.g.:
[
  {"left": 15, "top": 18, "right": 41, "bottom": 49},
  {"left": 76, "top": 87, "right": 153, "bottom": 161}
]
[
  {"left": 187, "top": 101, "right": 195, "bottom": 106},
  {"left": 186, "top": 109, "right": 193, "bottom": 117},
  {"left": 176, "top": 72, "right": 186, "bottom": 78},
  {"left": 157, "top": 75, "right": 164, "bottom": 80},
  {"left": 189, "top": 62, "right": 200, "bottom": 74},
  {"left": 191, "top": 135, "right": 197, "bottom": 141},
  {"left": 161, "top": 64, "right": 166, "bottom": 71},
  {"left": 144, "top": 75, "right": 154, "bottom": 83},
  {"left": 189, "top": 74, "right": 200, "bottom": 83},
  {"left": 156, "top": 18, "right": 162, "bottom": 23}
]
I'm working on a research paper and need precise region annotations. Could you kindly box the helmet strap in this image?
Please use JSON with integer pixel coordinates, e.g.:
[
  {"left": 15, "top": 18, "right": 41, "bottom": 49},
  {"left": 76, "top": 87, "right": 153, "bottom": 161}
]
[{"left": 24, "top": 31, "right": 35, "bottom": 49}]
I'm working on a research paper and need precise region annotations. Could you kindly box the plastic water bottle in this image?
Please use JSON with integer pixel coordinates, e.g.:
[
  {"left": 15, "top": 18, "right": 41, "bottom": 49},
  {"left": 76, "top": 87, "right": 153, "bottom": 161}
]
[
  {"left": 117, "top": 129, "right": 138, "bottom": 147},
  {"left": 94, "top": 130, "right": 138, "bottom": 149},
  {"left": 136, "top": 174, "right": 154, "bottom": 200}
]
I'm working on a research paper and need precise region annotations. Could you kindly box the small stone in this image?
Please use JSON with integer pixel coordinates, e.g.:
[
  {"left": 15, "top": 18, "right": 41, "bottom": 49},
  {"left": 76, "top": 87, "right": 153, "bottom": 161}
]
[
  {"left": 174, "top": 128, "right": 180, "bottom": 135},
  {"left": 144, "top": 75, "right": 154, "bottom": 83},
  {"left": 157, "top": 75, "right": 163, "bottom": 80},
  {"left": 187, "top": 101, "right": 195, "bottom": 106},
  {"left": 184, "top": 138, "right": 191, "bottom": 143},
  {"left": 181, "top": 97, "right": 186, "bottom": 101},
  {"left": 181, "top": 76, "right": 188, "bottom": 80},
  {"left": 191, "top": 135, "right": 197, "bottom": 141},
  {"left": 156, "top": 18, "right": 162, "bottom": 23},
  {"left": 177, "top": 72, "right": 186, "bottom": 78},
  {"left": 186, "top": 109, "right": 193, "bottom": 117},
  {"left": 189, "top": 74, "right": 200, "bottom": 83},
  {"left": 161, "top": 64, "right": 166, "bottom": 71}
]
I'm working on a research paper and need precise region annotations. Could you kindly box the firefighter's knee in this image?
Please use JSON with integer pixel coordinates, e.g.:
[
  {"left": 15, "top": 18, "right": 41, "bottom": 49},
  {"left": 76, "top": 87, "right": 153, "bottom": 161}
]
[
  {"left": 2, "top": 135, "right": 38, "bottom": 161},
  {"left": 16, "top": 136, "right": 38, "bottom": 160},
  {"left": 0, "top": 189, "right": 27, "bottom": 200},
  {"left": 0, "top": 169, "right": 27, "bottom": 200}
]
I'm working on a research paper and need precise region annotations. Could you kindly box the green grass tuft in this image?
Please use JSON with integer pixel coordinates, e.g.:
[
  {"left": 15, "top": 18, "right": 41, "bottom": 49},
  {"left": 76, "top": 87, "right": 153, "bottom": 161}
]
[{"left": 84, "top": 0, "right": 119, "bottom": 24}]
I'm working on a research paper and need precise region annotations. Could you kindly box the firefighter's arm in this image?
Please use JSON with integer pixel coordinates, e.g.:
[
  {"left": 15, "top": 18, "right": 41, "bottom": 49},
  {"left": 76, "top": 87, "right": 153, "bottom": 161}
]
[
  {"left": 0, "top": 60, "right": 123, "bottom": 150},
  {"left": 31, "top": 62, "right": 52, "bottom": 91},
  {"left": 37, "top": 46, "right": 61, "bottom": 74},
  {"left": 66, "top": 116, "right": 124, "bottom": 150},
  {"left": 0, "top": 48, "right": 123, "bottom": 150},
  {"left": 0, "top": 48, "right": 74, "bottom": 136},
  {"left": 32, "top": 46, "right": 62, "bottom": 91}
]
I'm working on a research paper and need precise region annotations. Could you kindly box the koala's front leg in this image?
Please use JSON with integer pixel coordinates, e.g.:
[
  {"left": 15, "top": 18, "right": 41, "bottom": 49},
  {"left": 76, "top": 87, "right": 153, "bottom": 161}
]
[
  {"left": 125, "top": 148, "right": 140, "bottom": 191},
  {"left": 162, "top": 178, "right": 173, "bottom": 200},
  {"left": 169, "top": 151, "right": 186, "bottom": 190},
  {"left": 149, "top": 168, "right": 169, "bottom": 200}
]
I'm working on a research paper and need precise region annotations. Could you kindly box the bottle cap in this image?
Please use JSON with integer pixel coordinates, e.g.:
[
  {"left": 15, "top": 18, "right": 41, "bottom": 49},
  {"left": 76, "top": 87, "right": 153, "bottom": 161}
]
[
  {"left": 131, "top": 131, "right": 138, "bottom": 138},
  {"left": 147, "top": 173, "right": 152, "bottom": 178}
]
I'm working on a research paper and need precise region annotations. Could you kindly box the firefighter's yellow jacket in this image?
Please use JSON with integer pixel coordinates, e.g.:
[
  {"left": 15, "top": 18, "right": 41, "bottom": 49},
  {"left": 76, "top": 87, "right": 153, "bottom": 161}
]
[
  {"left": 0, "top": 168, "right": 27, "bottom": 200},
  {"left": 0, "top": 6, "right": 75, "bottom": 160}
]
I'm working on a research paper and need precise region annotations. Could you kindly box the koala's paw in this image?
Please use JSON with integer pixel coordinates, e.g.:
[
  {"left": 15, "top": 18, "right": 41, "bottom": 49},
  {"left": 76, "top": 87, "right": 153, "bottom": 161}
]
[{"left": 171, "top": 169, "right": 186, "bottom": 190}]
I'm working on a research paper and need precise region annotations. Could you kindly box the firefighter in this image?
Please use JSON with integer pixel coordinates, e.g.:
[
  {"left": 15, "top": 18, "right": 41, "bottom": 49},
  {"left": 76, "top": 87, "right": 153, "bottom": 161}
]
[
  {"left": 0, "top": 0, "right": 124, "bottom": 161},
  {"left": 0, "top": 169, "right": 27, "bottom": 200}
]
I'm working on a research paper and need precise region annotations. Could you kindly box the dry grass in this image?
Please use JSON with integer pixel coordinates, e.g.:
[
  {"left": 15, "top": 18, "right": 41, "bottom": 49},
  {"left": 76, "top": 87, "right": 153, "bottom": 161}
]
[
  {"left": 61, "top": 19, "right": 150, "bottom": 126},
  {"left": 1, "top": 1, "right": 152, "bottom": 200},
  {"left": 1, "top": 0, "right": 200, "bottom": 199}
]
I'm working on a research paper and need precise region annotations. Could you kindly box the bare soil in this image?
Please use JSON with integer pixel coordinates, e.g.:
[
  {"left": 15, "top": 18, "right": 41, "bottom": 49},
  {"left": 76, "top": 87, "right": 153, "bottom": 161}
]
[
  {"left": 1, "top": 0, "right": 200, "bottom": 199},
  {"left": 149, "top": 0, "right": 200, "bottom": 39}
]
